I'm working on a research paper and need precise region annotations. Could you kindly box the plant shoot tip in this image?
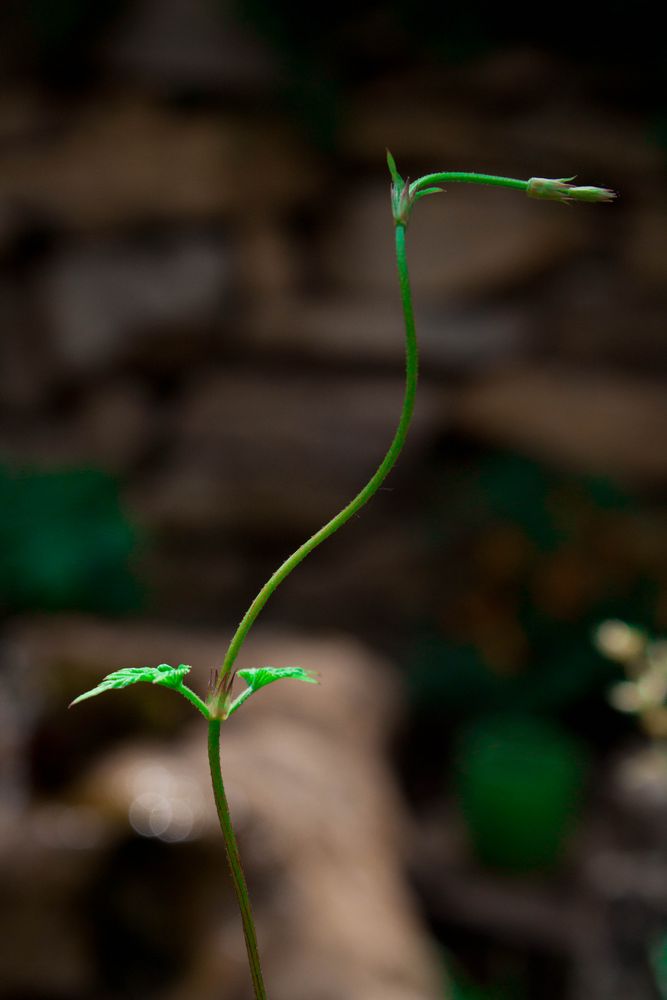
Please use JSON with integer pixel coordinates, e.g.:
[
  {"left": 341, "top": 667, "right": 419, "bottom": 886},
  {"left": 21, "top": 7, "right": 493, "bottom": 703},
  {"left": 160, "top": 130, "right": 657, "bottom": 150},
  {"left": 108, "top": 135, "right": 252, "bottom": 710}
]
[{"left": 527, "top": 176, "right": 617, "bottom": 204}]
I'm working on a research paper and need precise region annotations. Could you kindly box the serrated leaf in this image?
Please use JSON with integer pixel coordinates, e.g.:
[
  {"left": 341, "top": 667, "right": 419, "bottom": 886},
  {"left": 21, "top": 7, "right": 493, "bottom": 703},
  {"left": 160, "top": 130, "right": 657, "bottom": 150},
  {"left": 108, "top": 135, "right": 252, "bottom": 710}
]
[
  {"left": 70, "top": 663, "right": 191, "bottom": 706},
  {"left": 238, "top": 666, "right": 318, "bottom": 691},
  {"left": 227, "top": 666, "right": 319, "bottom": 717}
]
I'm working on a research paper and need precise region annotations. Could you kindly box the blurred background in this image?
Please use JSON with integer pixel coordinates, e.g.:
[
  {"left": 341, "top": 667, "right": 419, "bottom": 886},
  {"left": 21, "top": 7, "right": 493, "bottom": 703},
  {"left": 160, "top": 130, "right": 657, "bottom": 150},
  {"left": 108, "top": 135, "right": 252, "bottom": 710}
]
[{"left": 0, "top": 3, "right": 666, "bottom": 998}]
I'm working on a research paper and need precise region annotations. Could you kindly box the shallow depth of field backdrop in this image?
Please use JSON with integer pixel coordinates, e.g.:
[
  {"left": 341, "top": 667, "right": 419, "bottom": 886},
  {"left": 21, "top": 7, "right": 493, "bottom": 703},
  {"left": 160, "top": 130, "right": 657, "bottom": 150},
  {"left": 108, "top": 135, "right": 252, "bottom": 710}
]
[{"left": 0, "top": 4, "right": 666, "bottom": 999}]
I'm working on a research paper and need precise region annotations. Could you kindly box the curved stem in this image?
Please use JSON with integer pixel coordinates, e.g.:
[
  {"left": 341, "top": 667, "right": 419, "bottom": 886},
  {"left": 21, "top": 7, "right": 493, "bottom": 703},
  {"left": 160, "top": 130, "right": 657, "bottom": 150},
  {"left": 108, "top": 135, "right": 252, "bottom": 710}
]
[
  {"left": 213, "top": 223, "right": 418, "bottom": 693},
  {"left": 410, "top": 172, "right": 529, "bottom": 196},
  {"left": 208, "top": 719, "right": 267, "bottom": 1000},
  {"left": 202, "top": 160, "right": 614, "bottom": 1000}
]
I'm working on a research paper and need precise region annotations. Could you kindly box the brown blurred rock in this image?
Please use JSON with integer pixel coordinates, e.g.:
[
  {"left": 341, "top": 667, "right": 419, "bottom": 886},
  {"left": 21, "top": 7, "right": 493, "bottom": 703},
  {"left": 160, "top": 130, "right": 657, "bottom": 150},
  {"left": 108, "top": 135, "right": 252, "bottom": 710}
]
[
  {"left": 0, "top": 278, "right": 57, "bottom": 410},
  {"left": 137, "top": 542, "right": 248, "bottom": 622},
  {"left": 0, "top": 380, "right": 155, "bottom": 473},
  {"left": 341, "top": 90, "right": 489, "bottom": 167},
  {"left": 133, "top": 370, "right": 444, "bottom": 536},
  {"left": 0, "top": 810, "right": 100, "bottom": 995},
  {"left": 456, "top": 365, "right": 667, "bottom": 486},
  {"left": 41, "top": 233, "right": 231, "bottom": 372},
  {"left": 0, "top": 102, "right": 322, "bottom": 228},
  {"left": 0, "top": 90, "right": 53, "bottom": 146},
  {"left": 104, "top": 0, "right": 277, "bottom": 95},
  {"left": 507, "top": 105, "right": 662, "bottom": 177},
  {"left": 246, "top": 293, "right": 528, "bottom": 372},
  {"left": 549, "top": 269, "right": 666, "bottom": 372},
  {"left": 76, "top": 380, "right": 157, "bottom": 472},
  {"left": 624, "top": 205, "right": 667, "bottom": 291},
  {"left": 452, "top": 48, "right": 564, "bottom": 107},
  {"left": 322, "top": 183, "right": 587, "bottom": 302},
  {"left": 135, "top": 511, "right": 426, "bottom": 630},
  {"left": 237, "top": 220, "right": 302, "bottom": 297},
  {"left": 245, "top": 293, "right": 405, "bottom": 365}
]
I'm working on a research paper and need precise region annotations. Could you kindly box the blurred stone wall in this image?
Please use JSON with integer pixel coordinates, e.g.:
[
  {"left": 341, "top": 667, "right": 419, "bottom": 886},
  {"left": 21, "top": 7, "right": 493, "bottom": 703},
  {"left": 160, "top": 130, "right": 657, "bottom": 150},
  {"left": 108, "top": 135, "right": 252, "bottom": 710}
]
[{"left": 0, "top": 1, "right": 665, "bottom": 647}]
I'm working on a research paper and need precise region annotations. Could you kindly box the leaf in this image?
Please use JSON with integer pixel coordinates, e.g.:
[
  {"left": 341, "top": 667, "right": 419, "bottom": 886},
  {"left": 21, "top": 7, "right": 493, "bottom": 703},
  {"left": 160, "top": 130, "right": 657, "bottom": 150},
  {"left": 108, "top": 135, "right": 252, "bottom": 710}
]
[
  {"left": 70, "top": 663, "right": 191, "bottom": 706},
  {"left": 238, "top": 666, "right": 318, "bottom": 690},
  {"left": 227, "top": 666, "right": 319, "bottom": 717}
]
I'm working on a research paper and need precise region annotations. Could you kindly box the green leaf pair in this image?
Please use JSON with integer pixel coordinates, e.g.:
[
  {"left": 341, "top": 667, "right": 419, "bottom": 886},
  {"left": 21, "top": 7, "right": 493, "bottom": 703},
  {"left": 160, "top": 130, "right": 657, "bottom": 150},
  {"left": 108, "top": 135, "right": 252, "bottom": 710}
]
[{"left": 70, "top": 662, "right": 318, "bottom": 718}]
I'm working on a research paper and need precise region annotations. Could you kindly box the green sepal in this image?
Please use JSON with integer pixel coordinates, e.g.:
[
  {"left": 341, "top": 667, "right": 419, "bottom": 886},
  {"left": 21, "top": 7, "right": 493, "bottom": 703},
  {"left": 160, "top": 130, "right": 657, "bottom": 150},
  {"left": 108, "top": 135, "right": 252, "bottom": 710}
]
[
  {"left": 227, "top": 666, "right": 319, "bottom": 717},
  {"left": 412, "top": 186, "right": 443, "bottom": 201},
  {"left": 387, "top": 149, "right": 410, "bottom": 225},
  {"left": 70, "top": 663, "right": 191, "bottom": 706},
  {"left": 386, "top": 149, "right": 403, "bottom": 186}
]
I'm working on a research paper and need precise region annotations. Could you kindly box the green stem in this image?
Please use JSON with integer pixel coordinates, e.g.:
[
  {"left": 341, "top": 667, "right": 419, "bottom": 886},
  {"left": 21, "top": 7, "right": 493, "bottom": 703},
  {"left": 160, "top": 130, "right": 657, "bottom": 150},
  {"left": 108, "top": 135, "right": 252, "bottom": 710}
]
[
  {"left": 176, "top": 683, "right": 210, "bottom": 719},
  {"left": 201, "top": 161, "right": 612, "bottom": 999},
  {"left": 212, "top": 174, "right": 533, "bottom": 701},
  {"left": 213, "top": 222, "right": 418, "bottom": 692},
  {"left": 208, "top": 719, "right": 267, "bottom": 1000},
  {"left": 227, "top": 685, "right": 254, "bottom": 717},
  {"left": 410, "top": 172, "right": 529, "bottom": 196}
]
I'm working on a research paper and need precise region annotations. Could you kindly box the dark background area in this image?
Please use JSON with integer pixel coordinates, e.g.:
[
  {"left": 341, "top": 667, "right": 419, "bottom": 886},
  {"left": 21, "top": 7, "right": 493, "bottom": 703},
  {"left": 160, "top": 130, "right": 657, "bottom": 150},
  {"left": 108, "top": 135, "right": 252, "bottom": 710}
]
[{"left": 1, "top": 3, "right": 666, "bottom": 999}]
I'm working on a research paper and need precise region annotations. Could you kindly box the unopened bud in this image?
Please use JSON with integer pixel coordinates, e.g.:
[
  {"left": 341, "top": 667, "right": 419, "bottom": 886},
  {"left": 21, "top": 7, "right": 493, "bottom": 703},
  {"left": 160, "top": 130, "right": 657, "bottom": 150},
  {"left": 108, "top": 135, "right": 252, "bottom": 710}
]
[{"left": 527, "top": 177, "right": 616, "bottom": 204}]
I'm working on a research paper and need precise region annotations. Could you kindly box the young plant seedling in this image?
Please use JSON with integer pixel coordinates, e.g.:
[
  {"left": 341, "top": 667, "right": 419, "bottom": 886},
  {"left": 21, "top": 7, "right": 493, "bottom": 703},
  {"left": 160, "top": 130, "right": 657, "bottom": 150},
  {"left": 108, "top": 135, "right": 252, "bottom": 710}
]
[{"left": 72, "top": 155, "right": 615, "bottom": 999}]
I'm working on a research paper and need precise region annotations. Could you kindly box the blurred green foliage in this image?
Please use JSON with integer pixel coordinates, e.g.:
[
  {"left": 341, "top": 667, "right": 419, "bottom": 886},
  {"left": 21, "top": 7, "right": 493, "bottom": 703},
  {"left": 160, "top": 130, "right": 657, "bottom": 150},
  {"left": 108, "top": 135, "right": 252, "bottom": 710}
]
[
  {"left": 446, "top": 951, "right": 527, "bottom": 1000},
  {"left": 0, "top": 464, "right": 140, "bottom": 615},
  {"left": 410, "top": 453, "right": 664, "bottom": 721},
  {"left": 653, "top": 933, "right": 667, "bottom": 999},
  {"left": 455, "top": 714, "right": 587, "bottom": 872}
]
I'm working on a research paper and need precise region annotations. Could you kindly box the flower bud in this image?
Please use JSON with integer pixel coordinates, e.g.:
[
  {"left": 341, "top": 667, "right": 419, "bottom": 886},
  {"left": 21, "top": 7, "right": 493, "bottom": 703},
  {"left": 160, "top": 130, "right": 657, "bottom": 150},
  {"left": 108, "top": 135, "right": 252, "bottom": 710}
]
[{"left": 527, "top": 176, "right": 616, "bottom": 204}]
